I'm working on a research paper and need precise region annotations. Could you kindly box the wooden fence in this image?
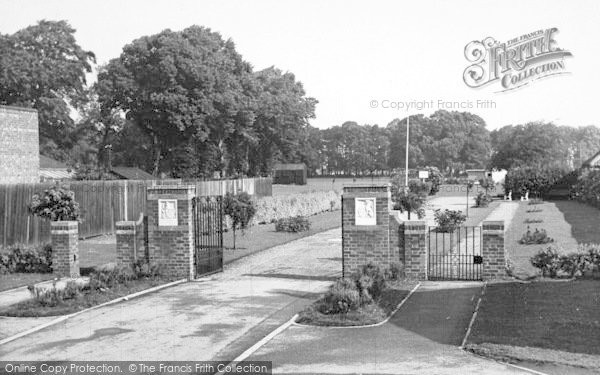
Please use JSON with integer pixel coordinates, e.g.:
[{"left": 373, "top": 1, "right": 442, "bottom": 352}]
[{"left": 0, "top": 177, "right": 272, "bottom": 247}]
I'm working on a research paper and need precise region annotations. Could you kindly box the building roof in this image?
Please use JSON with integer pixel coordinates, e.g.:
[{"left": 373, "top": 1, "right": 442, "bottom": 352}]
[
  {"left": 110, "top": 167, "right": 157, "bottom": 180},
  {"left": 40, "top": 169, "right": 74, "bottom": 180},
  {"left": 582, "top": 150, "right": 600, "bottom": 168},
  {"left": 39, "top": 155, "right": 68, "bottom": 169},
  {"left": 273, "top": 163, "right": 307, "bottom": 171}
]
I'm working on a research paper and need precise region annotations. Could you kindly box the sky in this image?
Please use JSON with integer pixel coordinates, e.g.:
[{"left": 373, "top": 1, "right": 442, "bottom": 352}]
[{"left": 0, "top": 0, "right": 598, "bottom": 130}]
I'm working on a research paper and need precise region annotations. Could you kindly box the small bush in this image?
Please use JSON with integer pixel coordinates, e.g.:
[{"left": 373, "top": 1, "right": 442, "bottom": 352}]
[
  {"left": 317, "top": 278, "right": 360, "bottom": 314},
  {"left": 133, "top": 260, "right": 163, "bottom": 279},
  {"left": 275, "top": 216, "right": 311, "bottom": 232},
  {"left": 475, "top": 192, "right": 492, "bottom": 207},
  {"left": 434, "top": 209, "right": 466, "bottom": 232},
  {"left": 384, "top": 261, "right": 403, "bottom": 281},
  {"left": 528, "top": 198, "right": 544, "bottom": 205},
  {"left": 526, "top": 207, "right": 543, "bottom": 213},
  {"left": 0, "top": 243, "right": 52, "bottom": 274},
  {"left": 524, "top": 218, "right": 543, "bottom": 224},
  {"left": 531, "top": 244, "right": 600, "bottom": 278},
  {"left": 88, "top": 264, "right": 136, "bottom": 290},
  {"left": 531, "top": 246, "right": 561, "bottom": 277},
  {"left": 358, "top": 263, "right": 386, "bottom": 300},
  {"left": 519, "top": 226, "right": 554, "bottom": 245},
  {"left": 28, "top": 280, "right": 83, "bottom": 307},
  {"left": 29, "top": 186, "right": 81, "bottom": 221}
]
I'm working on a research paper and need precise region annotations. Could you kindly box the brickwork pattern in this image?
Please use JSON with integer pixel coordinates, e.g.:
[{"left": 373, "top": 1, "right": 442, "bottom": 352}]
[
  {"left": 404, "top": 221, "right": 427, "bottom": 279},
  {"left": 147, "top": 186, "right": 195, "bottom": 279},
  {"left": 50, "top": 221, "right": 80, "bottom": 278},
  {"left": 116, "top": 214, "right": 148, "bottom": 267},
  {"left": 0, "top": 105, "right": 39, "bottom": 184},
  {"left": 342, "top": 186, "right": 394, "bottom": 276},
  {"left": 482, "top": 220, "right": 506, "bottom": 280}
]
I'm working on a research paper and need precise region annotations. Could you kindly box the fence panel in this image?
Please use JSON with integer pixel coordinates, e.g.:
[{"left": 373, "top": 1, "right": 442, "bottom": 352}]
[{"left": 0, "top": 177, "right": 271, "bottom": 247}]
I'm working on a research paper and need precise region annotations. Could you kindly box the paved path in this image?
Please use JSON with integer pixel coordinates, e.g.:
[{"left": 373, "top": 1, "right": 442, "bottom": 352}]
[
  {"left": 0, "top": 229, "right": 342, "bottom": 360},
  {"left": 248, "top": 282, "right": 530, "bottom": 374}
]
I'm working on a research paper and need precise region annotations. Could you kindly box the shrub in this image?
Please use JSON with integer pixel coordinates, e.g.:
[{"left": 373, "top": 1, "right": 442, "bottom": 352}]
[
  {"left": 357, "top": 262, "right": 386, "bottom": 301},
  {"left": 133, "top": 260, "right": 163, "bottom": 279},
  {"left": 252, "top": 191, "right": 340, "bottom": 225},
  {"left": 531, "top": 244, "right": 600, "bottom": 278},
  {"left": 523, "top": 218, "right": 543, "bottom": 224},
  {"left": 531, "top": 246, "right": 561, "bottom": 277},
  {"left": 275, "top": 216, "right": 311, "bottom": 232},
  {"left": 0, "top": 243, "right": 52, "bottom": 274},
  {"left": 28, "top": 280, "right": 83, "bottom": 306},
  {"left": 434, "top": 209, "right": 466, "bottom": 232},
  {"left": 29, "top": 187, "right": 81, "bottom": 221},
  {"left": 88, "top": 264, "right": 137, "bottom": 290},
  {"left": 317, "top": 278, "right": 360, "bottom": 314},
  {"left": 475, "top": 192, "right": 492, "bottom": 207},
  {"left": 384, "top": 261, "right": 403, "bottom": 281},
  {"left": 519, "top": 226, "right": 554, "bottom": 245},
  {"left": 526, "top": 207, "right": 543, "bottom": 213},
  {"left": 425, "top": 166, "right": 443, "bottom": 195},
  {"left": 504, "top": 166, "right": 566, "bottom": 198},
  {"left": 224, "top": 192, "right": 257, "bottom": 249}
]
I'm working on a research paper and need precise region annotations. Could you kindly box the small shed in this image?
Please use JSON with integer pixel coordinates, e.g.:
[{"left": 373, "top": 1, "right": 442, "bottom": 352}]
[
  {"left": 273, "top": 163, "right": 307, "bottom": 185},
  {"left": 39, "top": 155, "right": 74, "bottom": 181}
]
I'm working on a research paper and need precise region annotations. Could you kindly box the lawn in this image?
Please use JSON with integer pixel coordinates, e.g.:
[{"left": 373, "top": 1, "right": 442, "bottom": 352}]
[
  {"left": 554, "top": 200, "right": 600, "bottom": 244},
  {"left": 505, "top": 200, "right": 579, "bottom": 279},
  {"left": 223, "top": 209, "right": 340, "bottom": 264},
  {"left": 296, "top": 280, "right": 416, "bottom": 327},
  {"left": 466, "top": 280, "right": 600, "bottom": 369}
]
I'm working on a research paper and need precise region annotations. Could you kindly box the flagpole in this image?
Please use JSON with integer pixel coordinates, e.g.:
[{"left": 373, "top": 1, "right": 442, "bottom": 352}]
[{"left": 405, "top": 115, "right": 409, "bottom": 190}]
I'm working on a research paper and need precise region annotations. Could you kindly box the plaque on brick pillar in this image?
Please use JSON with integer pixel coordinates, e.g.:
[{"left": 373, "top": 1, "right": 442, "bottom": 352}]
[
  {"left": 355, "top": 197, "right": 376, "bottom": 226},
  {"left": 158, "top": 199, "right": 178, "bottom": 226}
]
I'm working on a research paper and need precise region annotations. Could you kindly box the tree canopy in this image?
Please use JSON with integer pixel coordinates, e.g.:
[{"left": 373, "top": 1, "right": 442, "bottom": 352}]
[{"left": 0, "top": 20, "right": 95, "bottom": 159}]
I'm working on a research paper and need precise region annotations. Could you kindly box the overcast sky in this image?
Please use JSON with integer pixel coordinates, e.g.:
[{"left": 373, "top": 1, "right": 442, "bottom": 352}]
[{"left": 1, "top": 0, "right": 598, "bottom": 130}]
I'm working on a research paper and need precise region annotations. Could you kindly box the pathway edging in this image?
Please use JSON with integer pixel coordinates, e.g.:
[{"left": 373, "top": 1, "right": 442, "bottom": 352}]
[{"left": 0, "top": 278, "right": 187, "bottom": 346}]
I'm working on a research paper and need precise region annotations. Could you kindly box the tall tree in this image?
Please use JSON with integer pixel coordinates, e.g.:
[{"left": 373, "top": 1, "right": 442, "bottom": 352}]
[
  {"left": 97, "top": 26, "right": 254, "bottom": 176},
  {"left": 0, "top": 20, "right": 95, "bottom": 158}
]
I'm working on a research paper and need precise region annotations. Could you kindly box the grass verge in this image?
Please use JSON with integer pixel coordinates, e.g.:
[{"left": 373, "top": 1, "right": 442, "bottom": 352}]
[
  {"left": 505, "top": 201, "right": 578, "bottom": 279},
  {"left": 0, "top": 276, "right": 176, "bottom": 317},
  {"left": 0, "top": 273, "right": 55, "bottom": 293},
  {"left": 466, "top": 280, "right": 600, "bottom": 369},
  {"left": 296, "top": 280, "right": 416, "bottom": 327},
  {"left": 223, "top": 209, "right": 340, "bottom": 264}
]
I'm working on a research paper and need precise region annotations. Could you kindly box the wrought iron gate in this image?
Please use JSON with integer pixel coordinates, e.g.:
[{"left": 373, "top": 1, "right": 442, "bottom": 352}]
[
  {"left": 192, "top": 196, "right": 224, "bottom": 277},
  {"left": 428, "top": 226, "right": 482, "bottom": 281}
]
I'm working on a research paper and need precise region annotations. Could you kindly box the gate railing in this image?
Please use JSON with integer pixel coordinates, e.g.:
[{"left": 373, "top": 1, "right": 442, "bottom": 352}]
[
  {"left": 192, "top": 196, "right": 224, "bottom": 277},
  {"left": 427, "top": 226, "right": 482, "bottom": 281}
]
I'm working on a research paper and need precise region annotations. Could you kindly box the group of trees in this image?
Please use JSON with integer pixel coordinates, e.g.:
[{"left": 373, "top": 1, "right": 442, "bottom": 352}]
[
  {"left": 0, "top": 21, "right": 316, "bottom": 178},
  {"left": 2, "top": 21, "right": 600, "bottom": 180},
  {"left": 308, "top": 111, "right": 492, "bottom": 176}
]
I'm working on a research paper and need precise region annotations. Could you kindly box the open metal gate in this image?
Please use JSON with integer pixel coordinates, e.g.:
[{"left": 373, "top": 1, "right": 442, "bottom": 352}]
[
  {"left": 428, "top": 226, "right": 482, "bottom": 281},
  {"left": 192, "top": 196, "right": 224, "bottom": 277}
]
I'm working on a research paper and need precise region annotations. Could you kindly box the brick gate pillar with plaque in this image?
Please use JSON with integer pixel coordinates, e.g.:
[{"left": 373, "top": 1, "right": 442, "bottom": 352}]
[
  {"left": 342, "top": 185, "right": 393, "bottom": 276},
  {"left": 147, "top": 185, "right": 196, "bottom": 279}
]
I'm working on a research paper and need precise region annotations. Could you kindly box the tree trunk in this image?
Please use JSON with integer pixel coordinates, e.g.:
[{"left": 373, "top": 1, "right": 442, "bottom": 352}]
[{"left": 152, "top": 134, "right": 161, "bottom": 177}]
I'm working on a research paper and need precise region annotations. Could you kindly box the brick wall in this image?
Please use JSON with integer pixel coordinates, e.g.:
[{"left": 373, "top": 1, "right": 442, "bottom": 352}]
[
  {"left": 482, "top": 220, "right": 506, "bottom": 280},
  {"left": 147, "top": 186, "right": 195, "bottom": 279},
  {"left": 404, "top": 221, "right": 427, "bottom": 279},
  {"left": 116, "top": 213, "right": 148, "bottom": 267},
  {"left": 342, "top": 186, "right": 394, "bottom": 276},
  {"left": 50, "top": 221, "right": 79, "bottom": 278},
  {"left": 0, "top": 105, "right": 39, "bottom": 183}
]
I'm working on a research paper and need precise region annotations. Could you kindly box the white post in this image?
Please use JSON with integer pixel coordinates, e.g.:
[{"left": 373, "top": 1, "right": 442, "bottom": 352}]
[{"left": 405, "top": 115, "right": 410, "bottom": 190}]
